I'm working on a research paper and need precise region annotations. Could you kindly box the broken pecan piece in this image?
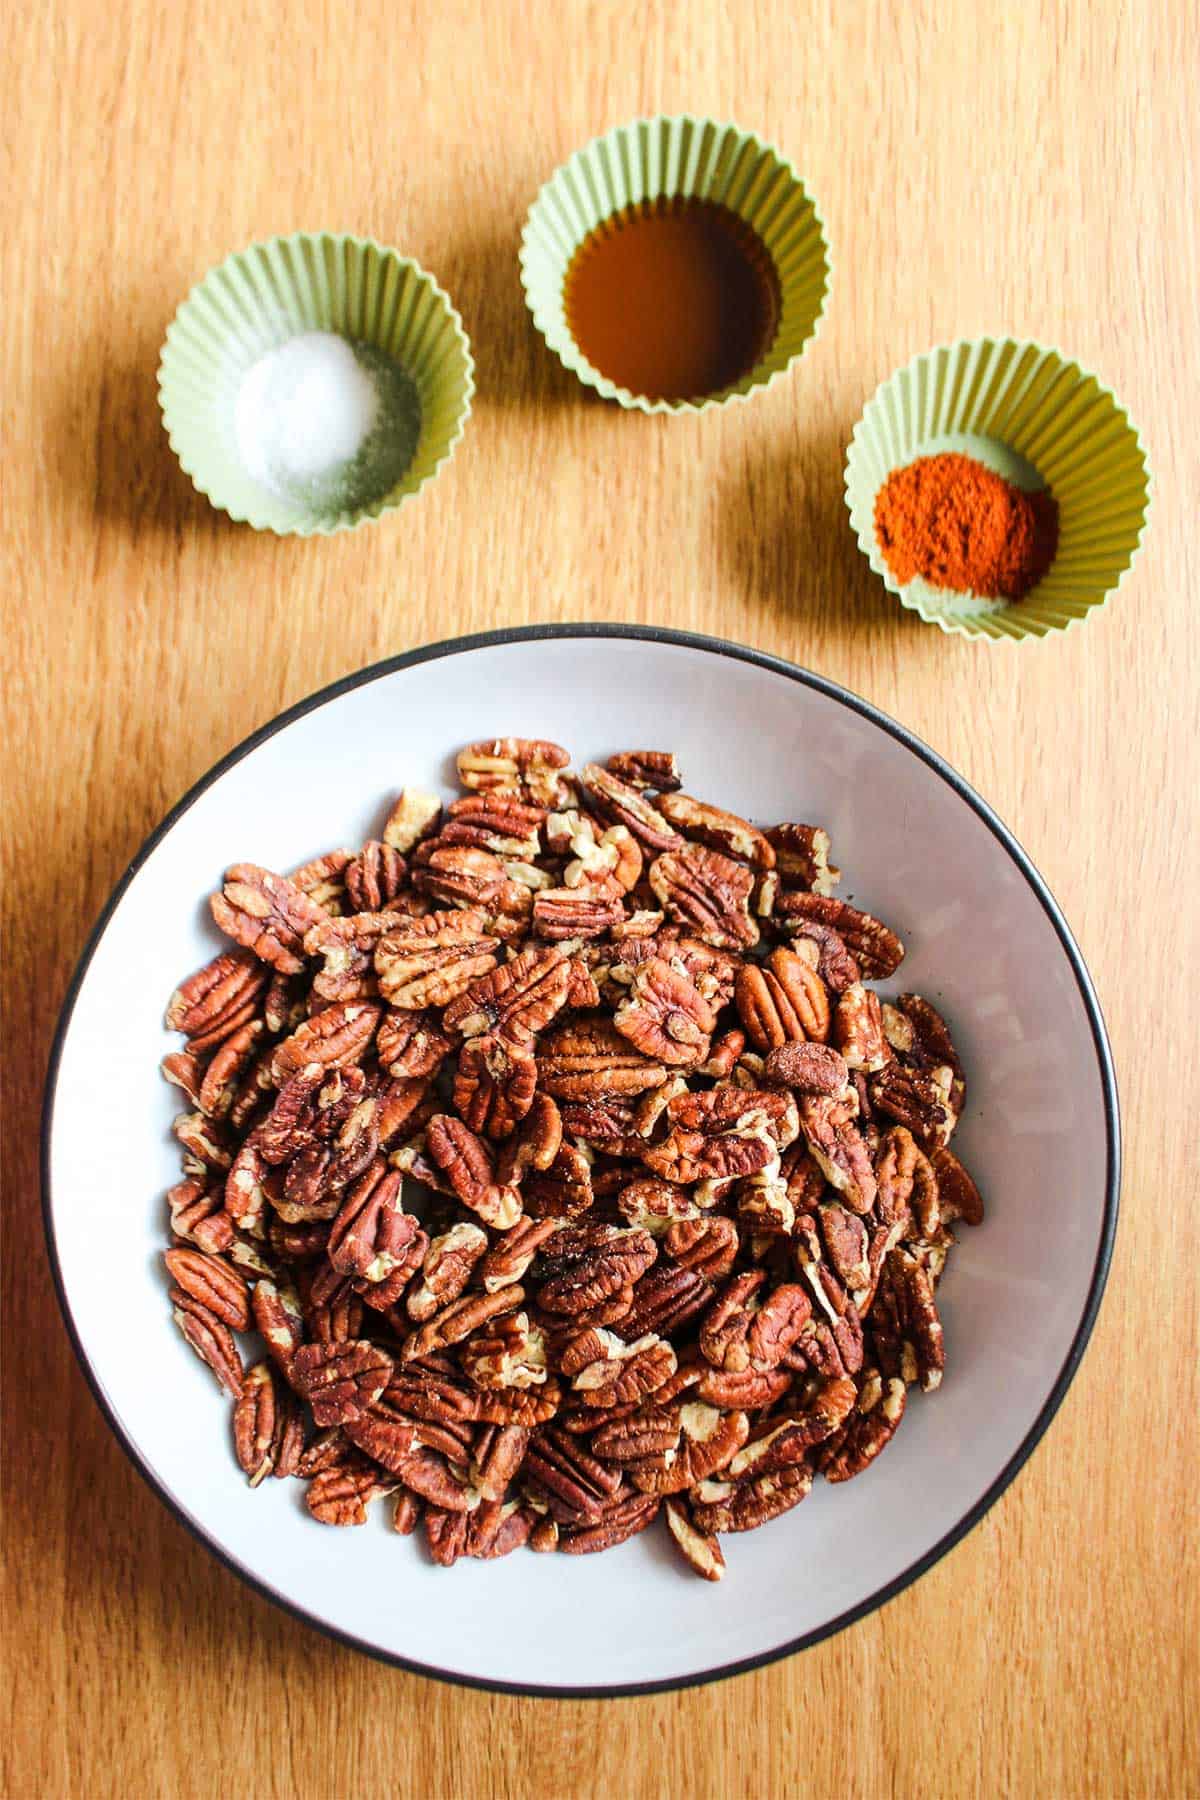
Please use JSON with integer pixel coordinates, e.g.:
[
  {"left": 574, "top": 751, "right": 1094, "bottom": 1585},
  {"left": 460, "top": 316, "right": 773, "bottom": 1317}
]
[
  {"left": 664, "top": 1497, "right": 726, "bottom": 1580},
  {"left": 765, "top": 824, "right": 840, "bottom": 895}
]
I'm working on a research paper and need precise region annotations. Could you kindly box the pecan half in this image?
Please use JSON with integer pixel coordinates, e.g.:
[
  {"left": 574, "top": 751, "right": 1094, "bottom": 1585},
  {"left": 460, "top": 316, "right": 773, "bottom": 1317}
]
[
  {"left": 522, "top": 1142, "right": 595, "bottom": 1220},
  {"left": 444, "top": 793, "right": 546, "bottom": 859},
  {"left": 569, "top": 1333, "right": 678, "bottom": 1409},
  {"left": 170, "top": 1290, "right": 244, "bottom": 1395},
  {"left": 524, "top": 1427, "right": 625, "bottom": 1524},
  {"left": 729, "top": 1377, "right": 857, "bottom": 1475},
  {"left": 460, "top": 1312, "right": 549, "bottom": 1390},
  {"left": 657, "top": 793, "right": 775, "bottom": 869},
  {"left": 210, "top": 864, "right": 328, "bottom": 974},
  {"left": 478, "top": 1216, "right": 562, "bottom": 1293},
  {"left": 402, "top": 1286, "right": 525, "bottom": 1362},
  {"left": 165, "top": 948, "right": 270, "bottom": 1046},
  {"left": 784, "top": 920, "right": 861, "bottom": 994},
  {"left": 628, "top": 1403, "right": 749, "bottom": 1494},
  {"left": 764, "top": 1040, "right": 849, "bottom": 1096},
  {"left": 648, "top": 844, "right": 759, "bottom": 951},
  {"left": 163, "top": 1248, "right": 250, "bottom": 1331},
  {"left": 251, "top": 1276, "right": 299, "bottom": 1372},
  {"left": 736, "top": 946, "right": 830, "bottom": 1050},
  {"left": 533, "top": 888, "right": 625, "bottom": 941},
  {"left": 270, "top": 1002, "right": 381, "bottom": 1086},
  {"left": 821, "top": 1369, "right": 906, "bottom": 1481},
  {"left": 327, "top": 1164, "right": 424, "bottom": 1285},
  {"left": 457, "top": 737, "right": 571, "bottom": 808},
  {"left": 558, "top": 1492, "right": 660, "bottom": 1554},
  {"left": 931, "top": 1146, "right": 984, "bottom": 1227},
  {"left": 689, "top": 1461, "right": 813, "bottom": 1533},
  {"left": 537, "top": 1015, "right": 668, "bottom": 1101},
  {"left": 406, "top": 1222, "right": 489, "bottom": 1323},
  {"left": 233, "top": 1362, "right": 304, "bottom": 1485},
  {"left": 375, "top": 910, "right": 500, "bottom": 1010},
  {"left": 613, "top": 958, "right": 715, "bottom": 1068},
  {"left": 290, "top": 1340, "right": 393, "bottom": 1427},
  {"left": 869, "top": 1061, "right": 953, "bottom": 1148},
  {"left": 833, "top": 983, "right": 889, "bottom": 1072},
  {"left": 578, "top": 763, "right": 682, "bottom": 852},
  {"left": 345, "top": 841, "right": 407, "bottom": 913},
  {"left": 306, "top": 1455, "right": 395, "bottom": 1524},
  {"left": 538, "top": 1229, "right": 656, "bottom": 1315},
  {"left": 453, "top": 1035, "right": 537, "bottom": 1139},
  {"left": 664, "top": 1215, "right": 739, "bottom": 1279},
  {"left": 605, "top": 750, "right": 682, "bottom": 793},
  {"left": 425, "top": 1115, "right": 523, "bottom": 1228},
  {"left": 797, "top": 1093, "right": 877, "bottom": 1213},
  {"left": 442, "top": 945, "right": 569, "bottom": 1046},
  {"left": 195, "top": 1020, "right": 267, "bottom": 1119},
  {"left": 872, "top": 1247, "right": 945, "bottom": 1391},
  {"left": 376, "top": 1009, "right": 454, "bottom": 1078},
  {"left": 775, "top": 892, "right": 904, "bottom": 979}
]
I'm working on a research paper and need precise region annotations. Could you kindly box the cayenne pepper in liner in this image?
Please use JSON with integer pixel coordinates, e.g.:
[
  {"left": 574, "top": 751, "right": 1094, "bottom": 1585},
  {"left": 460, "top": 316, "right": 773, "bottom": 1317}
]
[
  {"left": 160, "top": 736, "right": 983, "bottom": 1580},
  {"left": 874, "top": 451, "right": 1059, "bottom": 602}
]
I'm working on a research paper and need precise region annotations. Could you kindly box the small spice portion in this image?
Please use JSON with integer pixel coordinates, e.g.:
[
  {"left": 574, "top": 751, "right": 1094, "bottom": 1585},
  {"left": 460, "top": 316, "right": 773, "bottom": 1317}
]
[
  {"left": 234, "top": 331, "right": 421, "bottom": 512},
  {"left": 564, "top": 197, "right": 780, "bottom": 403},
  {"left": 874, "top": 452, "right": 1059, "bottom": 602}
]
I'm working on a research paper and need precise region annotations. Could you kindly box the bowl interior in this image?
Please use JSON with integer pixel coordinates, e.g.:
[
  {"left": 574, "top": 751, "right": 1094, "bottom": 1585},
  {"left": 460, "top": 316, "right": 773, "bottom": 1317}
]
[
  {"left": 844, "top": 339, "right": 1150, "bottom": 641},
  {"left": 520, "top": 117, "right": 829, "bottom": 414},
  {"left": 158, "top": 236, "right": 474, "bottom": 535},
  {"left": 45, "top": 631, "right": 1115, "bottom": 1692}
]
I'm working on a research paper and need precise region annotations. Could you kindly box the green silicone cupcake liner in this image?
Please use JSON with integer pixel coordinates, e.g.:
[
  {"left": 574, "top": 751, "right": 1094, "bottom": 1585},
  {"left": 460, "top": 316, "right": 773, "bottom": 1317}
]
[
  {"left": 158, "top": 233, "right": 475, "bottom": 535},
  {"left": 520, "top": 115, "right": 830, "bottom": 414},
  {"left": 844, "top": 338, "right": 1150, "bottom": 642}
]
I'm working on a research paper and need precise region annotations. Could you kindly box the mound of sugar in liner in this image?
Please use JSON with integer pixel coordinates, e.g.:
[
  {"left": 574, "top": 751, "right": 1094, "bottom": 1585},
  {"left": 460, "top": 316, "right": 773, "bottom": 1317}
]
[{"left": 235, "top": 331, "right": 418, "bottom": 508}]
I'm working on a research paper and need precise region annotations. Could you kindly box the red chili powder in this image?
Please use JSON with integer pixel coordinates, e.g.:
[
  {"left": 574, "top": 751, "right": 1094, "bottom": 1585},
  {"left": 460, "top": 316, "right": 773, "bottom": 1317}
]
[{"left": 874, "top": 452, "right": 1059, "bottom": 602}]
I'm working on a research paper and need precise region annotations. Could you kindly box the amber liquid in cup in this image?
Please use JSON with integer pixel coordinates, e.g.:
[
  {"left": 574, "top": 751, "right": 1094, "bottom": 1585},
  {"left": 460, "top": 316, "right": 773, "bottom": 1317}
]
[{"left": 563, "top": 197, "right": 780, "bottom": 403}]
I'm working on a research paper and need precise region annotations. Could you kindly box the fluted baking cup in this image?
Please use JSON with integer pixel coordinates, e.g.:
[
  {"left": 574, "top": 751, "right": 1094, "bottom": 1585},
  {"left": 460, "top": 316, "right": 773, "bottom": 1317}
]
[
  {"left": 158, "top": 234, "right": 474, "bottom": 534},
  {"left": 844, "top": 338, "right": 1150, "bottom": 641},
  {"left": 520, "top": 116, "right": 829, "bottom": 414}
]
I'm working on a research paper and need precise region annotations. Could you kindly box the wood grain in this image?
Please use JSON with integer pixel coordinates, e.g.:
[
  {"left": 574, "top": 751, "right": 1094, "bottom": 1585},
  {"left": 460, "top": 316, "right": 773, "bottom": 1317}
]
[{"left": 4, "top": 1, "right": 1198, "bottom": 1794}]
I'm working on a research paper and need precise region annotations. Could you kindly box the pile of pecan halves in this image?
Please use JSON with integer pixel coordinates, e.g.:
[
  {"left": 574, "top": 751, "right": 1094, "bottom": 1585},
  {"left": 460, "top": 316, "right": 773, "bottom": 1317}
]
[{"left": 161, "top": 737, "right": 982, "bottom": 1580}]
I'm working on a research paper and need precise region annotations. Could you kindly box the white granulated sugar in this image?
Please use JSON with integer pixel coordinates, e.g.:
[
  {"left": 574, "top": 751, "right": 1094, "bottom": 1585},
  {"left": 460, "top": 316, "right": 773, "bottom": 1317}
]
[{"left": 236, "top": 331, "right": 382, "bottom": 498}]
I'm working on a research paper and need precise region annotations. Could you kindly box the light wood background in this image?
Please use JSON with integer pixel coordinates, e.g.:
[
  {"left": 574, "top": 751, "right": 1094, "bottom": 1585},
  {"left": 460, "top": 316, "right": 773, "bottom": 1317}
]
[{"left": 5, "top": 2, "right": 1198, "bottom": 1795}]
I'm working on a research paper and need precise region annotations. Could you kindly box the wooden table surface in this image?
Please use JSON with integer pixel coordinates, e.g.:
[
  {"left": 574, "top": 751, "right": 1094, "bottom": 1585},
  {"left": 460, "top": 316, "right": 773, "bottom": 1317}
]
[{"left": 5, "top": 1, "right": 1198, "bottom": 1794}]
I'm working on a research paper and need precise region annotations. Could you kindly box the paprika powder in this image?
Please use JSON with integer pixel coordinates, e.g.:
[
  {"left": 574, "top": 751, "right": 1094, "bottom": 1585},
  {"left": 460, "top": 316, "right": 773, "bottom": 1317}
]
[{"left": 874, "top": 451, "right": 1059, "bottom": 602}]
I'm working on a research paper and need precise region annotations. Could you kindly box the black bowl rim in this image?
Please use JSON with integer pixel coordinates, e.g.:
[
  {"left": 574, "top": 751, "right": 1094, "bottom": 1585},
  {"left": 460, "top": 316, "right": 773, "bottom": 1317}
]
[{"left": 40, "top": 623, "right": 1120, "bottom": 1699}]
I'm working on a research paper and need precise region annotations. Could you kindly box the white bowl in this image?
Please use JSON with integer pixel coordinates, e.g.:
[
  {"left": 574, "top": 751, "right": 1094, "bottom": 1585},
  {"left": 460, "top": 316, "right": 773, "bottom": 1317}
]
[{"left": 42, "top": 627, "right": 1118, "bottom": 1694}]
